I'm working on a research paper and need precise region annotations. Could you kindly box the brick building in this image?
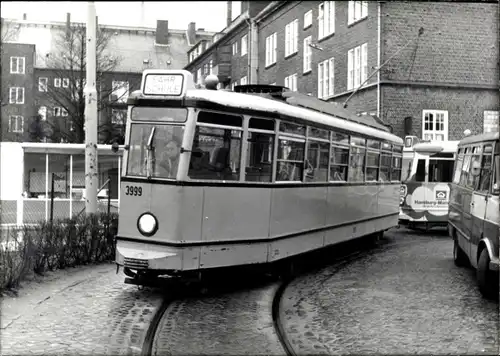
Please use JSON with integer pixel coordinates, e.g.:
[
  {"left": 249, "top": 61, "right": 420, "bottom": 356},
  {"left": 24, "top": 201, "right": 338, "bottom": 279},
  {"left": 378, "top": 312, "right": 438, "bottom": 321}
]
[
  {"left": 186, "top": 1, "right": 499, "bottom": 140},
  {"left": 1, "top": 14, "right": 215, "bottom": 143}
]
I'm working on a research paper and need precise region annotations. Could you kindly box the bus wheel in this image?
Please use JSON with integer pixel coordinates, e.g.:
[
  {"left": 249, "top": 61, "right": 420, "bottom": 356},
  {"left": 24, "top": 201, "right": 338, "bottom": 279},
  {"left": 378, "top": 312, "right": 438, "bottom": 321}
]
[
  {"left": 477, "top": 249, "right": 499, "bottom": 300},
  {"left": 453, "top": 239, "right": 469, "bottom": 267}
]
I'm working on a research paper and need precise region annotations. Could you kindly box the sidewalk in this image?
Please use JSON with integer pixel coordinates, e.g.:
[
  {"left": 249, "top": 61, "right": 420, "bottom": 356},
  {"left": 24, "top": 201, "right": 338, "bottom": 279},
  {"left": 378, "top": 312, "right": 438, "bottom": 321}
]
[{"left": 1, "top": 263, "right": 164, "bottom": 355}]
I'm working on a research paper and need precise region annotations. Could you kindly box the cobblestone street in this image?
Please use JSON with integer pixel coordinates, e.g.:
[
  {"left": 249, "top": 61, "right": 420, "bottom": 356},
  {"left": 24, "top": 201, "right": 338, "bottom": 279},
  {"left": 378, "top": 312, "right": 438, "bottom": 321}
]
[
  {"left": 280, "top": 228, "right": 499, "bottom": 355},
  {"left": 1, "top": 263, "right": 164, "bottom": 356}
]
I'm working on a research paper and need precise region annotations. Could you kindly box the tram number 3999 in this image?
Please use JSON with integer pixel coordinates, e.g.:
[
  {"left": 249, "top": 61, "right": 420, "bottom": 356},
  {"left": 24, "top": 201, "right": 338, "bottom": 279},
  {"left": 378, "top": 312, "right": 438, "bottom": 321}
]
[{"left": 125, "top": 185, "right": 142, "bottom": 196}]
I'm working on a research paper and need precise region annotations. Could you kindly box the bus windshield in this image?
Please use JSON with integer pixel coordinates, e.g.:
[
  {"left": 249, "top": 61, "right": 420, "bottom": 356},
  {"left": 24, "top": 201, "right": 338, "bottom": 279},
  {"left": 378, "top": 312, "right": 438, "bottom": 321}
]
[{"left": 127, "top": 107, "right": 187, "bottom": 179}]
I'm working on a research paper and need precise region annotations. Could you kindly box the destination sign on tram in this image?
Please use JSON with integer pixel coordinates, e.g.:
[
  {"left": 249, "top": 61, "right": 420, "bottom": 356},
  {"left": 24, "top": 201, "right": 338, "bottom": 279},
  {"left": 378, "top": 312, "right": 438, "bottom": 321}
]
[{"left": 143, "top": 74, "right": 184, "bottom": 96}]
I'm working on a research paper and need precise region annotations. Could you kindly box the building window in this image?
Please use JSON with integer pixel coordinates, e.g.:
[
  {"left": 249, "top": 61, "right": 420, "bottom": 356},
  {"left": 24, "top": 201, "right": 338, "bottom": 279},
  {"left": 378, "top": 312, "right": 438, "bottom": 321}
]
[
  {"left": 348, "top": 1, "right": 368, "bottom": 25},
  {"left": 318, "top": 58, "right": 334, "bottom": 99},
  {"left": 265, "top": 32, "right": 277, "bottom": 67},
  {"left": 241, "top": 34, "right": 248, "bottom": 56},
  {"left": 62, "top": 78, "right": 69, "bottom": 88},
  {"left": 39, "top": 77, "right": 48, "bottom": 92},
  {"left": 240, "top": 76, "right": 248, "bottom": 86},
  {"left": 484, "top": 111, "right": 499, "bottom": 133},
  {"left": 111, "top": 81, "right": 130, "bottom": 103},
  {"left": 10, "top": 57, "right": 25, "bottom": 74},
  {"left": 54, "top": 107, "right": 62, "bottom": 117},
  {"left": 284, "top": 73, "right": 298, "bottom": 92},
  {"left": 8, "top": 115, "right": 24, "bottom": 133},
  {"left": 232, "top": 41, "right": 238, "bottom": 55},
  {"left": 304, "top": 10, "right": 313, "bottom": 29},
  {"left": 196, "top": 68, "right": 202, "bottom": 84},
  {"left": 303, "top": 36, "right": 312, "bottom": 73},
  {"left": 347, "top": 43, "right": 367, "bottom": 91},
  {"left": 318, "top": 1, "right": 335, "bottom": 40},
  {"left": 54, "top": 78, "right": 61, "bottom": 87},
  {"left": 209, "top": 60, "right": 213, "bottom": 75},
  {"left": 9, "top": 87, "right": 24, "bottom": 104},
  {"left": 422, "top": 110, "right": 448, "bottom": 141},
  {"left": 285, "top": 19, "right": 299, "bottom": 57},
  {"left": 204, "top": 64, "right": 209, "bottom": 75},
  {"left": 112, "top": 109, "right": 127, "bottom": 125},
  {"left": 62, "top": 108, "right": 68, "bottom": 117}
]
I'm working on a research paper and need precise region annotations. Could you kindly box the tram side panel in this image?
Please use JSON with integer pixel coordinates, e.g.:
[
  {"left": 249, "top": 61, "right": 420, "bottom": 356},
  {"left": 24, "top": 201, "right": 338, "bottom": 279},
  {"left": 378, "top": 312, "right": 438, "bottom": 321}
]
[{"left": 377, "top": 182, "right": 400, "bottom": 226}]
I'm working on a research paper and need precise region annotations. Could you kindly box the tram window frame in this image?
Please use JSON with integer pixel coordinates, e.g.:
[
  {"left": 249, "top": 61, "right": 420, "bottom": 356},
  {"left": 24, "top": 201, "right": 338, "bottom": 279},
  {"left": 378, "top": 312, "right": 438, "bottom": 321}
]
[
  {"left": 305, "top": 132, "right": 330, "bottom": 183},
  {"left": 188, "top": 110, "right": 244, "bottom": 181},
  {"left": 391, "top": 155, "right": 402, "bottom": 181},
  {"left": 493, "top": 154, "right": 499, "bottom": 195},
  {"left": 466, "top": 153, "right": 482, "bottom": 189},
  {"left": 379, "top": 142, "right": 392, "bottom": 182},
  {"left": 365, "top": 148, "right": 380, "bottom": 182},
  {"left": 459, "top": 147, "right": 472, "bottom": 187},
  {"left": 414, "top": 159, "right": 426, "bottom": 182},
  {"left": 276, "top": 121, "right": 306, "bottom": 182},
  {"left": 245, "top": 117, "right": 276, "bottom": 183},
  {"left": 348, "top": 136, "right": 366, "bottom": 182},
  {"left": 428, "top": 158, "right": 454, "bottom": 183},
  {"left": 329, "top": 130, "right": 350, "bottom": 182}
]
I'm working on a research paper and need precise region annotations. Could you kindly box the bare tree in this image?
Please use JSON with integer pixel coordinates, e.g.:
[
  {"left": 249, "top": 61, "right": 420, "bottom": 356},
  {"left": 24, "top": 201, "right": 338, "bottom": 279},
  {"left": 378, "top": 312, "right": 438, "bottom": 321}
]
[{"left": 40, "top": 22, "right": 139, "bottom": 143}]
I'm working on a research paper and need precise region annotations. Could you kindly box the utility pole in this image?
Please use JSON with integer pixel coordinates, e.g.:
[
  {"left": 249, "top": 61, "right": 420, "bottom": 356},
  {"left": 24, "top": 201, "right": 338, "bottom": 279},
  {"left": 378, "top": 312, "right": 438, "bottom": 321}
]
[{"left": 84, "top": 1, "right": 98, "bottom": 215}]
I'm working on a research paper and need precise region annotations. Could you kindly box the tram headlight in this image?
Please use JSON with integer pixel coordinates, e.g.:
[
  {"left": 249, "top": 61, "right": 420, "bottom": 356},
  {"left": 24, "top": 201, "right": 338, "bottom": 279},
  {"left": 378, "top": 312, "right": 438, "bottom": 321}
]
[{"left": 137, "top": 213, "right": 158, "bottom": 237}]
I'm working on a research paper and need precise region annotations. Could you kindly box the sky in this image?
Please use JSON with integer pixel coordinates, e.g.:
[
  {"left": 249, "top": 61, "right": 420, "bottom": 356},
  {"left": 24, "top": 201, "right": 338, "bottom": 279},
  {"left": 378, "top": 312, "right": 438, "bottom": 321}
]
[{"left": 0, "top": 1, "right": 241, "bottom": 32}]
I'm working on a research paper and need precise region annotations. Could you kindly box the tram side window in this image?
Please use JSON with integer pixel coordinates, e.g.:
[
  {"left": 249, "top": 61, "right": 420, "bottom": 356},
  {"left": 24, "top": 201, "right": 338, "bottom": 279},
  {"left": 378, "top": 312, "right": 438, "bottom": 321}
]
[
  {"left": 276, "top": 138, "right": 304, "bottom": 181},
  {"left": 348, "top": 145, "right": 366, "bottom": 182},
  {"left": 245, "top": 118, "right": 275, "bottom": 182},
  {"left": 428, "top": 159, "right": 454, "bottom": 183},
  {"left": 365, "top": 150, "right": 380, "bottom": 181},
  {"left": 188, "top": 111, "right": 242, "bottom": 181},
  {"left": 414, "top": 159, "right": 426, "bottom": 182},
  {"left": 305, "top": 140, "right": 329, "bottom": 182},
  {"left": 459, "top": 151, "right": 471, "bottom": 186},
  {"left": 379, "top": 153, "right": 392, "bottom": 182},
  {"left": 478, "top": 147, "right": 493, "bottom": 192},
  {"left": 401, "top": 156, "right": 413, "bottom": 182},
  {"left": 391, "top": 156, "right": 402, "bottom": 181},
  {"left": 330, "top": 145, "right": 349, "bottom": 181}
]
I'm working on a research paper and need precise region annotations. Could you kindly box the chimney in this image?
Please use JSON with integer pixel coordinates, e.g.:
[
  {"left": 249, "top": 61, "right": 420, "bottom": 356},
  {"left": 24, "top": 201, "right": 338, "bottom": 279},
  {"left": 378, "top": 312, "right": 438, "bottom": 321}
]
[
  {"left": 22, "top": 13, "right": 27, "bottom": 20},
  {"left": 187, "top": 22, "right": 196, "bottom": 46},
  {"left": 155, "top": 20, "right": 169, "bottom": 45},
  {"left": 226, "top": 1, "right": 232, "bottom": 27}
]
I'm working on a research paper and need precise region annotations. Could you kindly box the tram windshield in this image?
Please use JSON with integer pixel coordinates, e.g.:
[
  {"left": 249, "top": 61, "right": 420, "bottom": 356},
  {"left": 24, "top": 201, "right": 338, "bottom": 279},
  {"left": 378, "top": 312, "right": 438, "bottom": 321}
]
[
  {"left": 127, "top": 107, "right": 187, "bottom": 178},
  {"left": 401, "top": 156, "right": 413, "bottom": 181}
]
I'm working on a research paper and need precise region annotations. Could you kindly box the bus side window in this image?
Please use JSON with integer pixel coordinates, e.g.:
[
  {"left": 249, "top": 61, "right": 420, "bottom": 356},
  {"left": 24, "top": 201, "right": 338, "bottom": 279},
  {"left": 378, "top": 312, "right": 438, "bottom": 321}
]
[
  {"left": 452, "top": 153, "right": 464, "bottom": 184},
  {"left": 478, "top": 147, "right": 493, "bottom": 193},
  {"left": 415, "top": 159, "right": 426, "bottom": 182},
  {"left": 466, "top": 154, "right": 481, "bottom": 189}
]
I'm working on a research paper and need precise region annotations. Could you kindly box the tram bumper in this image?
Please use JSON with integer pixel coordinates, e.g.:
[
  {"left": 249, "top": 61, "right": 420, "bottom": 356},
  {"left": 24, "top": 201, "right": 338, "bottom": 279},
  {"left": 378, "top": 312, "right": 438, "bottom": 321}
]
[{"left": 115, "top": 238, "right": 183, "bottom": 271}]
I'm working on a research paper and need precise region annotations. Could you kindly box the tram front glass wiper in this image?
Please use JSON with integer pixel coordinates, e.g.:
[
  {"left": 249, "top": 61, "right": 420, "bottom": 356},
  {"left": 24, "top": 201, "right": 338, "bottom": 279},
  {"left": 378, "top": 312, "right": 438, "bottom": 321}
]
[{"left": 146, "top": 126, "right": 156, "bottom": 179}]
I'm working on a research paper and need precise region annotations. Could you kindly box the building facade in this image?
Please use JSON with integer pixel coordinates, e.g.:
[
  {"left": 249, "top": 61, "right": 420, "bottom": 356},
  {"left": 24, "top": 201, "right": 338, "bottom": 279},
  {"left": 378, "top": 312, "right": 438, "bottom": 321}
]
[
  {"left": 186, "top": 1, "right": 499, "bottom": 140},
  {"left": 1, "top": 15, "right": 215, "bottom": 143}
]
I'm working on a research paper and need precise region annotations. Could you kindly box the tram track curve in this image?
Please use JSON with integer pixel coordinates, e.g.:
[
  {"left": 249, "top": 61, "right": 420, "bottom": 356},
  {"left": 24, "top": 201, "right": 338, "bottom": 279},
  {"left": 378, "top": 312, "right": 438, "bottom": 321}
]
[{"left": 140, "top": 232, "right": 423, "bottom": 355}]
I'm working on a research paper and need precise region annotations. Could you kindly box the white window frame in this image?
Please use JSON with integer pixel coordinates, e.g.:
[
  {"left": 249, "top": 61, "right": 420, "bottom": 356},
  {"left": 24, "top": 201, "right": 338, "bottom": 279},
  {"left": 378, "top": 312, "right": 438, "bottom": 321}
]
[
  {"left": 240, "top": 76, "right": 248, "bottom": 86},
  {"left": 38, "top": 77, "right": 48, "bottom": 92},
  {"left": 483, "top": 110, "right": 499, "bottom": 133},
  {"left": 241, "top": 35, "right": 248, "bottom": 56},
  {"left": 54, "top": 78, "right": 61, "bottom": 88},
  {"left": 285, "top": 19, "right": 299, "bottom": 57},
  {"left": 318, "top": 1, "right": 335, "bottom": 40},
  {"left": 111, "top": 80, "right": 130, "bottom": 103},
  {"left": 62, "top": 108, "right": 68, "bottom": 117},
  {"left": 284, "top": 73, "right": 298, "bottom": 92},
  {"left": 9, "top": 87, "right": 25, "bottom": 104},
  {"left": 232, "top": 41, "right": 238, "bottom": 55},
  {"left": 347, "top": 43, "right": 367, "bottom": 91},
  {"left": 318, "top": 57, "right": 334, "bottom": 99},
  {"left": 348, "top": 1, "right": 368, "bottom": 25},
  {"left": 422, "top": 110, "right": 449, "bottom": 141},
  {"left": 304, "top": 10, "right": 313, "bottom": 29},
  {"left": 303, "top": 36, "right": 312, "bottom": 73},
  {"left": 10, "top": 57, "right": 25, "bottom": 74},
  {"left": 54, "top": 107, "right": 62, "bottom": 117},
  {"left": 62, "top": 78, "right": 70, "bottom": 88},
  {"left": 265, "top": 33, "right": 277, "bottom": 67},
  {"left": 8, "top": 115, "right": 24, "bottom": 133}
]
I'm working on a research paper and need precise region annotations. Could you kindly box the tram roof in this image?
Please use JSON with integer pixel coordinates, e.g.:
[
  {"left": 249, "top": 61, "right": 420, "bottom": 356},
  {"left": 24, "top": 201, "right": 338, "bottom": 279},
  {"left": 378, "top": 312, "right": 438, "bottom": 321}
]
[
  {"left": 183, "top": 88, "right": 403, "bottom": 145},
  {"left": 405, "top": 140, "right": 460, "bottom": 153},
  {"left": 458, "top": 131, "right": 499, "bottom": 146}
]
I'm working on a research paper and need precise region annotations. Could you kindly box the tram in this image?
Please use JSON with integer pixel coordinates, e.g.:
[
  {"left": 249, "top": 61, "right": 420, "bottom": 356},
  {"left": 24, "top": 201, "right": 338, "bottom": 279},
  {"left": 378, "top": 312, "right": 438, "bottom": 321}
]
[
  {"left": 114, "top": 69, "right": 404, "bottom": 286},
  {"left": 399, "top": 136, "right": 459, "bottom": 230}
]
